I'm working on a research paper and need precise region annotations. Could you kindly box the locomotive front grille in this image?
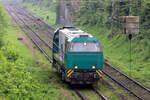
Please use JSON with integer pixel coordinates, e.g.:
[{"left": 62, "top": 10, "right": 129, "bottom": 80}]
[{"left": 71, "top": 71, "right": 99, "bottom": 81}]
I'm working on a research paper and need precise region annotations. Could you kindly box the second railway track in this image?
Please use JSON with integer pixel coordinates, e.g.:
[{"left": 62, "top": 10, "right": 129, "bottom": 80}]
[{"left": 103, "top": 62, "right": 150, "bottom": 100}]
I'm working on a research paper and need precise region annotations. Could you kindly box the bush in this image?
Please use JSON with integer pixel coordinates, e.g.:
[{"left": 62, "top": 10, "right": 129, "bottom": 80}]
[
  {"left": 1, "top": 43, "right": 20, "bottom": 61},
  {"left": 0, "top": 44, "right": 40, "bottom": 100},
  {"left": 0, "top": 5, "right": 8, "bottom": 47}
]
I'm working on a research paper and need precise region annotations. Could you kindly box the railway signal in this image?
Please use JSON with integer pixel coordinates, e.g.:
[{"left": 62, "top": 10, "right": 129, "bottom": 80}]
[
  {"left": 122, "top": 15, "right": 140, "bottom": 78},
  {"left": 122, "top": 16, "right": 139, "bottom": 35}
]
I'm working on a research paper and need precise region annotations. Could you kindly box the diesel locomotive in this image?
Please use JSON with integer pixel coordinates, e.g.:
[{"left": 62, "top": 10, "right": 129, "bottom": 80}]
[{"left": 52, "top": 27, "right": 103, "bottom": 84}]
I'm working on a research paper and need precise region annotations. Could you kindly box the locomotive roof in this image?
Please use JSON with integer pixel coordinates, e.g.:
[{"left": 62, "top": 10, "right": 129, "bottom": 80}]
[{"left": 59, "top": 27, "right": 93, "bottom": 42}]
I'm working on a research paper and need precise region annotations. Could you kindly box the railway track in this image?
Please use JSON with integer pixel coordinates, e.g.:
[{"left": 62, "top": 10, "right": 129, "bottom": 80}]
[
  {"left": 74, "top": 89, "right": 87, "bottom": 100},
  {"left": 103, "top": 62, "right": 150, "bottom": 100},
  {"left": 93, "top": 88, "right": 108, "bottom": 100},
  {"left": 74, "top": 88, "right": 108, "bottom": 100},
  {"left": 72, "top": 85, "right": 108, "bottom": 100}
]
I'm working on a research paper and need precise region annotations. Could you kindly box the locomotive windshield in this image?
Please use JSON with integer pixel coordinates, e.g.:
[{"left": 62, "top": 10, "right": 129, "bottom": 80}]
[{"left": 69, "top": 42, "right": 102, "bottom": 52}]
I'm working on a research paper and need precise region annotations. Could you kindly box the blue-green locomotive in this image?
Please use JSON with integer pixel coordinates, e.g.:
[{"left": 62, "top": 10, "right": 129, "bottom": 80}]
[{"left": 52, "top": 27, "right": 103, "bottom": 84}]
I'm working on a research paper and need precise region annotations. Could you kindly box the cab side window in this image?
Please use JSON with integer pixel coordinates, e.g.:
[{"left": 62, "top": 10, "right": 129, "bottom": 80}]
[
  {"left": 53, "top": 33, "right": 59, "bottom": 53},
  {"left": 65, "top": 39, "right": 69, "bottom": 53}
]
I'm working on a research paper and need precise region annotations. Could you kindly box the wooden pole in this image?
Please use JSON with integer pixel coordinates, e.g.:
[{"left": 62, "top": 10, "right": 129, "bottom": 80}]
[
  {"left": 118, "top": 1, "right": 120, "bottom": 26},
  {"left": 129, "top": 0, "right": 132, "bottom": 16},
  {"left": 111, "top": 1, "right": 115, "bottom": 35}
]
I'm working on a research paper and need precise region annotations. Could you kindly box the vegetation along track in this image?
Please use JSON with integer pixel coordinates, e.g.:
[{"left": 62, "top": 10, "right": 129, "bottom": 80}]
[
  {"left": 5, "top": 5, "right": 96, "bottom": 100},
  {"left": 6, "top": 5, "right": 150, "bottom": 100},
  {"left": 103, "top": 62, "right": 150, "bottom": 100}
]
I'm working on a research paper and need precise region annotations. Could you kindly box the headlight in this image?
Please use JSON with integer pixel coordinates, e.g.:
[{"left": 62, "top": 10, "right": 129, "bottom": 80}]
[
  {"left": 92, "top": 65, "right": 96, "bottom": 69},
  {"left": 74, "top": 65, "right": 78, "bottom": 69}
]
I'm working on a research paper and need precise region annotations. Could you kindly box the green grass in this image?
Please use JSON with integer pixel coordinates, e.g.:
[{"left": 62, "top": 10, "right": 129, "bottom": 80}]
[
  {"left": 22, "top": 2, "right": 63, "bottom": 29},
  {"left": 4, "top": 26, "right": 35, "bottom": 62},
  {"left": 22, "top": 3, "right": 56, "bottom": 26},
  {"left": 79, "top": 25, "right": 150, "bottom": 87},
  {"left": 98, "top": 86, "right": 119, "bottom": 100}
]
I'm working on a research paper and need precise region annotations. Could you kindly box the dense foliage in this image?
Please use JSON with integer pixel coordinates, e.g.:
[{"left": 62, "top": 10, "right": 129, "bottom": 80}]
[
  {"left": 23, "top": 0, "right": 58, "bottom": 12},
  {"left": 74, "top": 0, "right": 150, "bottom": 37},
  {"left": 22, "top": 0, "right": 58, "bottom": 26},
  {"left": 0, "top": 43, "right": 62, "bottom": 100},
  {"left": 0, "top": 44, "right": 37, "bottom": 99},
  {"left": 0, "top": 6, "right": 8, "bottom": 47},
  {"left": 74, "top": 0, "right": 109, "bottom": 27}
]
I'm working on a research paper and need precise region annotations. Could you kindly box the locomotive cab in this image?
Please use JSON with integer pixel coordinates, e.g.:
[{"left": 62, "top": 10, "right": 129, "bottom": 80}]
[{"left": 52, "top": 27, "right": 103, "bottom": 84}]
